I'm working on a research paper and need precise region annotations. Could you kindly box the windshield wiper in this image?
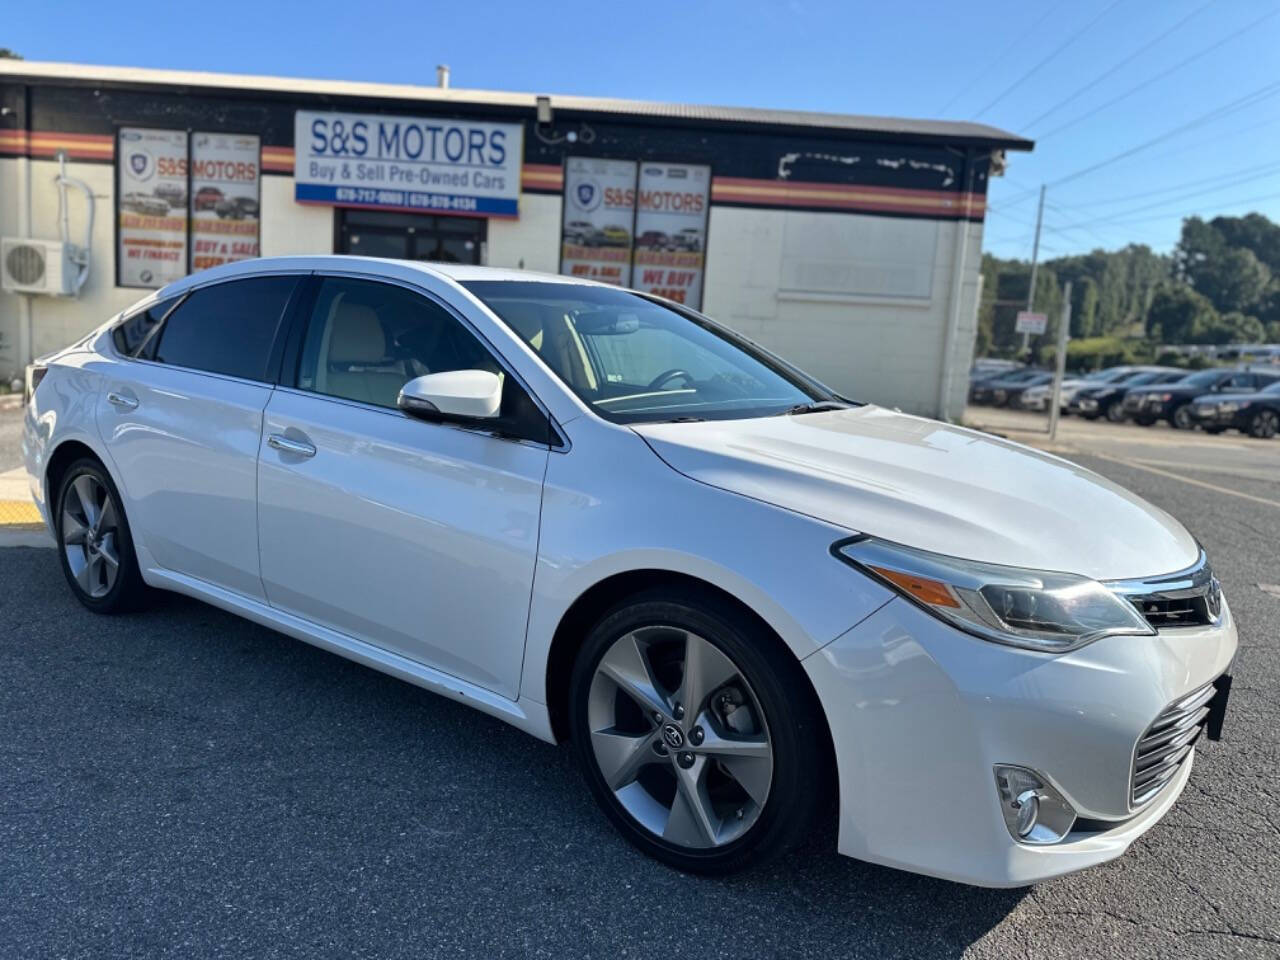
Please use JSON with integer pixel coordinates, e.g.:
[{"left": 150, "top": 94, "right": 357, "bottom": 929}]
[
  {"left": 781, "top": 400, "right": 850, "bottom": 416},
  {"left": 653, "top": 415, "right": 706, "bottom": 423}
]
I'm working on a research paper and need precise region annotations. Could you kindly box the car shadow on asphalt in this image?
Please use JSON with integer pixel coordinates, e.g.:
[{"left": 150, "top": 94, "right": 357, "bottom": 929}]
[{"left": 3, "top": 549, "right": 1027, "bottom": 958}]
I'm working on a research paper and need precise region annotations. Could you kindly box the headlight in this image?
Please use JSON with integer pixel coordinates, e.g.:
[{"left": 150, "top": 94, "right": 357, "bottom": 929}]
[
  {"left": 835, "top": 538, "right": 1154, "bottom": 653},
  {"left": 1218, "top": 400, "right": 1248, "bottom": 413}
]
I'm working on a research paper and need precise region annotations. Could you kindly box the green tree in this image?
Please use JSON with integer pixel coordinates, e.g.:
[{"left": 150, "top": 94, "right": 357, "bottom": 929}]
[
  {"left": 0, "top": 48, "right": 21, "bottom": 59},
  {"left": 1146, "top": 285, "right": 1218, "bottom": 344},
  {"left": 1173, "top": 217, "right": 1271, "bottom": 313}
]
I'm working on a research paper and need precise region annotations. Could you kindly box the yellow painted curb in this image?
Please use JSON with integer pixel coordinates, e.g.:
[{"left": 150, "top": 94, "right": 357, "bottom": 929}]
[{"left": 0, "top": 499, "right": 43, "bottom": 526}]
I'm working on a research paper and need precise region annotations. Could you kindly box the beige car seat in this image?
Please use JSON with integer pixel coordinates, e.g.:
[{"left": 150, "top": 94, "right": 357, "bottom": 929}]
[{"left": 317, "top": 296, "right": 409, "bottom": 408}]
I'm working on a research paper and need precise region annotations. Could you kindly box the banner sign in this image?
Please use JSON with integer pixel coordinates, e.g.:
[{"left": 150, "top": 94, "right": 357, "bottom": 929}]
[
  {"left": 191, "top": 133, "right": 261, "bottom": 271},
  {"left": 632, "top": 162, "right": 711, "bottom": 308},
  {"left": 560, "top": 157, "right": 638, "bottom": 286},
  {"left": 294, "top": 110, "right": 523, "bottom": 218},
  {"left": 117, "top": 128, "right": 189, "bottom": 288}
]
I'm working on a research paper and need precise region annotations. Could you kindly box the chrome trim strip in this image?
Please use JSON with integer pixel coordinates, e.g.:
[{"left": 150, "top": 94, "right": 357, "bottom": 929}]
[{"left": 1106, "top": 549, "right": 1222, "bottom": 627}]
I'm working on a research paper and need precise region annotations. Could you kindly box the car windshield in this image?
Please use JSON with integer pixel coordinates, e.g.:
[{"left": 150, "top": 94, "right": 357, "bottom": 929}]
[
  {"left": 463, "top": 281, "right": 830, "bottom": 423},
  {"left": 1262, "top": 380, "right": 1280, "bottom": 395},
  {"left": 1117, "top": 371, "right": 1165, "bottom": 386},
  {"left": 1174, "top": 370, "right": 1224, "bottom": 388}
]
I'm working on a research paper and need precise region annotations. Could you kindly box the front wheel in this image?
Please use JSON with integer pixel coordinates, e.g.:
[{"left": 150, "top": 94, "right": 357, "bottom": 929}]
[
  {"left": 570, "top": 590, "right": 827, "bottom": 874},
  {"left": 1104, "top": 402, "right": 1127, "bottom": 423},
  {"left": 1171, "top": 404, "right": 1195, "bottom": 430},
  {"left": 1248, "top": 408, "right": 1279, "bottom": 439},
  {"left": 55, "top": 458, "right": 147, "bottom": 613}
]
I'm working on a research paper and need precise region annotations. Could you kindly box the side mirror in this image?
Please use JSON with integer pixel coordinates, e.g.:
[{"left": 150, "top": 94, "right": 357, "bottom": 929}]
[{"left": 398, "top": 370, "right": 502, "bottom": 421}]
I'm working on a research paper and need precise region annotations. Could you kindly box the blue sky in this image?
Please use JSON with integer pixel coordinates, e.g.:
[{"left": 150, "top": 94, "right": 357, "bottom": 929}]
[{"left": 9, "top": 0, "right": 1280, "bottom": 262}]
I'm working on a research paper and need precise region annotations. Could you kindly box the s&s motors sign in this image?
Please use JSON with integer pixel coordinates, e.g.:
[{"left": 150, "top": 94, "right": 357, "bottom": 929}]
[{"left": 294, "top": 110, "right": 523, "bottom": 218}]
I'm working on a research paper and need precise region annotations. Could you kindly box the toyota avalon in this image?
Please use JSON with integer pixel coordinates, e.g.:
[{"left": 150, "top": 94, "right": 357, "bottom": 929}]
[{"left": 23, "top": 257, "right": 1236, "bottom": 887}]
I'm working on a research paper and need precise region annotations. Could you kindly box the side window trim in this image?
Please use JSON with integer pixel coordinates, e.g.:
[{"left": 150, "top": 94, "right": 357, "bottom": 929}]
[
  {"left": 111, "top": 293, "right": 187, "bottom": 360},
  {"left": 290, "top": 271, "right": 565, "bottom": 448},
  {"left": 137, "top": 273, "right": 310, "bottom": 386}
]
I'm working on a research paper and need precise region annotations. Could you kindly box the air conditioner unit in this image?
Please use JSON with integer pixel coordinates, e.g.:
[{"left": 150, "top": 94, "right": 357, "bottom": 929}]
[{"left": 1, "top": 238, "right": 81, "bottom": 296}]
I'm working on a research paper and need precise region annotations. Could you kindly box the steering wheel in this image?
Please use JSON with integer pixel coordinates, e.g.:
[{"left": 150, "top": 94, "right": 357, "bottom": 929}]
[{"left": 647, "top": 368, "right": 694, "bottom": 390}]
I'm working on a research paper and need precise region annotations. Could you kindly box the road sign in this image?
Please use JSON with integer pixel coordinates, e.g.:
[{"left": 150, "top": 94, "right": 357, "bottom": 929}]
[{"left": 1015, "top": 311, "right": 1048, "bottom": 335}]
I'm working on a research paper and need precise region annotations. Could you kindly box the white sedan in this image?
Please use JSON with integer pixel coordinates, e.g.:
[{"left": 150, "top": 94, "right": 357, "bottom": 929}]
[{"left": 23, "top": 257, "right": 1236, "bottom": 886}]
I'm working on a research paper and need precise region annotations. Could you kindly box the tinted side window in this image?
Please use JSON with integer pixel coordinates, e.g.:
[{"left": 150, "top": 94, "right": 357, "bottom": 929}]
[
  {"left": 153, "top": 276, "right": 299, "bottom": 381},
  {"left": 296, "top": 277, "right": 549, "bottom": 442},
  {"left": 113, "top": 296, "right": 180, "bottom": 358},
  {"left": 297, "top": 277, "right": 497, "bottom": 408}
]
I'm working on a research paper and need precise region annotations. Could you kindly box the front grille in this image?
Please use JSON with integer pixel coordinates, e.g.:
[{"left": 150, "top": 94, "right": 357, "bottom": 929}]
[
  {"left": 1131, "top": 682, "right": 1214, "bottom": 805},
  {"left": 1110, "top": 550, "right": 1222, "bottom": 630},
  {"left": 1130, "top": 594, "right": 1212, "bottom": 628}
]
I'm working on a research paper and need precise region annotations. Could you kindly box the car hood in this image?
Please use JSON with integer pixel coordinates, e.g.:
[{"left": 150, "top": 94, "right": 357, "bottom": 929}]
[{"left": 634, "top": 405, "right": 1198, "bottom": 581}]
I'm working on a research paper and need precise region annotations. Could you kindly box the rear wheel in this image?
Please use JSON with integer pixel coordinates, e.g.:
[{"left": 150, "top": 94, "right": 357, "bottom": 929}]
[
  {"left": 570, "top": 590, "right": 827, "bottom": 874},
  {"left": 1104, "top": 402, "right": 1126, "bottom": 423},
  {"left": 1171, "top": 404, "right": 1195, "bottom": 430},
  {"left": 1248, "top": 408, "right": 1279, "bottom": 439},
  {"left": 1134, "top": 416, "right": 1156, "bottom": 427},
  {"left": 1202, "top": 426, "right": 1226, "bottom": 435},
  {"left": 55, "top": 458, "right": 147, "bottom": 613}
]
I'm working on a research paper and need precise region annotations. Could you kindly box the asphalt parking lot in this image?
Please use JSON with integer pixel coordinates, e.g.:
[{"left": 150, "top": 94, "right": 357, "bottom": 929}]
[{"left": 2, "top": 405, "right": 1279, "bottom": 959}]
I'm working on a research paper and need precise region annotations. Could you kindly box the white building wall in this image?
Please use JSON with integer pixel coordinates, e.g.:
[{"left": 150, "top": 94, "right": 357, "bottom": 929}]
[
  {"left": 486, "top": 193, "right": 561, "bottom": 273},
  {"left": 703, "top": 206, "right": 982, "bottom": 419},
  {"left": 260, "top": 175, "right": 332, "bottom": 257},
  {"left": 0, "top": 160, "right": 983, "bottom": 420}
]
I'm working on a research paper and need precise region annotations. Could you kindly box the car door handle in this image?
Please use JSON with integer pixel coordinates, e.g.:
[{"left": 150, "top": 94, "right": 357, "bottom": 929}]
[
  {"left": 106, "top": 392, "right": 138, "bottom": 410},
  {"left": 267, "top": 434, "right": 317, "bottom": 458}
]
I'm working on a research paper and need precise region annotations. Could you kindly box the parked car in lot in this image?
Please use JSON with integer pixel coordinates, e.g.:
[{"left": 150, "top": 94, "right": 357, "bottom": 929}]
[
  {"left": 1127, "top": 368, "right": 1280, "bottom": 429},
  {"left": 1190, "top": 379, "right": 1280, "bottom": 438},
  {"left": 969, "top": 367, "right": 1047, "bottom": 405},
  {"left": 24, "top": 256, "right": 1235, "bottom": 888},
  {"left": 992, "top": 371, "right": 1052, "bottom": 408},
  {"left": 1069, "top": 368, "right": 1184, "bottom": 422},
  {"left": 1018, "top": 366, "right": 1135, "bottom": 412}
]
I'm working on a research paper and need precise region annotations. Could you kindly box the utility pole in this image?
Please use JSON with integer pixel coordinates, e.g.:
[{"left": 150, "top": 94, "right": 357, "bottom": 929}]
[
  {"left": 1048, "top": 281, "right": 1072, "bottom": 441},
  {"left": 1021, "top": 184, "right": 1046, "bottom": 355}
]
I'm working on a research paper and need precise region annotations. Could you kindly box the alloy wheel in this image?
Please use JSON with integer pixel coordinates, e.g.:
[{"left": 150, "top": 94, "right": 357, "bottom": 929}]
[
  {"left": 1172, "top": 405, "right": 1193, "bottom": 430},
  {"left": 587, "top": 625, "right": 774, "bottom": 850},
  {"left": 61, "top": 474, "right": 121, "bottom": 599},
  {"left": 1252, "top": 409, "right": 1278, "bottom": 439}
]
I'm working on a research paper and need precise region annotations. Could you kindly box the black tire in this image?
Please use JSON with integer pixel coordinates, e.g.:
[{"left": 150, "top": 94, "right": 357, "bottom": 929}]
[
  {"left": 1104, "top": 402, "right": 1126, "bottom": 423},
  {"left": 54, "top": 458, "right": 148, "bottom": 614},
  {"left": 569, "top": 587, "right": 828, "bottom": 874},
  {"left": 1202, "top": 426, "right": 1226, "bottom": 435},
  {"left": 1171, "top": 403, "right": 1195, "bottom": 430},
  {"left": 1080, "top": 412, "right": 1099, "bottom": 421},
  {"left": 1248, "top": 408, "right": 1279, "bottom": 439},
  {"left": 1134, "top": 416, "right": 1156, "bottom": 427}
]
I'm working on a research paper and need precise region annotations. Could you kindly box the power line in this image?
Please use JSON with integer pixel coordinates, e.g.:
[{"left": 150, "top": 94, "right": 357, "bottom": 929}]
[
  {"left": 1093, "top": 188, "right": 1280, "bottom": 228},
  {"left": 1021, "top": 0, "right": 1219, "bottom": 131},
  {"left": 936, "top": 0, "right": 1071, "bottom": 115},
  {"left": 971, "top": 0, "right": 1130, "bottom": 120},
  {"left": 1050, "top": 166, "right": 1280, "bottom": 227},
  {"left": 1047, "top": 158, "right": 1280, "bottom": 211},
  {"left": 1035, "top": 5, "right": 1280, "bottom": 140},
  {"left": 1048, "top": 79, "right": 1280, "bottom": 188}
]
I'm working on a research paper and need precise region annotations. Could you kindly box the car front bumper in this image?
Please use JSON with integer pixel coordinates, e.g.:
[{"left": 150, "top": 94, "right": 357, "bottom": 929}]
[
  {"left": 1190, "top": 406, "right": 1246, "bottom": 429},
  {"left": 803, "top": 594, "right": 1236, "bottom": 887}
]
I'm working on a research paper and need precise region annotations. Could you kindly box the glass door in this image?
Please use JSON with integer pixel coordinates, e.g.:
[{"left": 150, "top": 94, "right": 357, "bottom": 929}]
[{"left": 338, "top": 210, "right": 485, "bottom": 265}]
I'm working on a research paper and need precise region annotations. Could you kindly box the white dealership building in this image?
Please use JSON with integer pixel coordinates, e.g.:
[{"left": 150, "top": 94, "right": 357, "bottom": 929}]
[{"left": 0, "top": 61, "right": 1030, "bottom": 418}]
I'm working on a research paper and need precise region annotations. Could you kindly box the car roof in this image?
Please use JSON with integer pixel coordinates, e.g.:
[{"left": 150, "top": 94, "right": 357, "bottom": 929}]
[{"left": 156, "top": 255, "right": 611, "bottom": 299}]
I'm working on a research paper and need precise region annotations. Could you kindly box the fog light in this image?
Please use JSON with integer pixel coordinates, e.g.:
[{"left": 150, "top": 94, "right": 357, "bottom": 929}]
[{"left": 994, "top": 765, "right": 1077, "bottom": 845}]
